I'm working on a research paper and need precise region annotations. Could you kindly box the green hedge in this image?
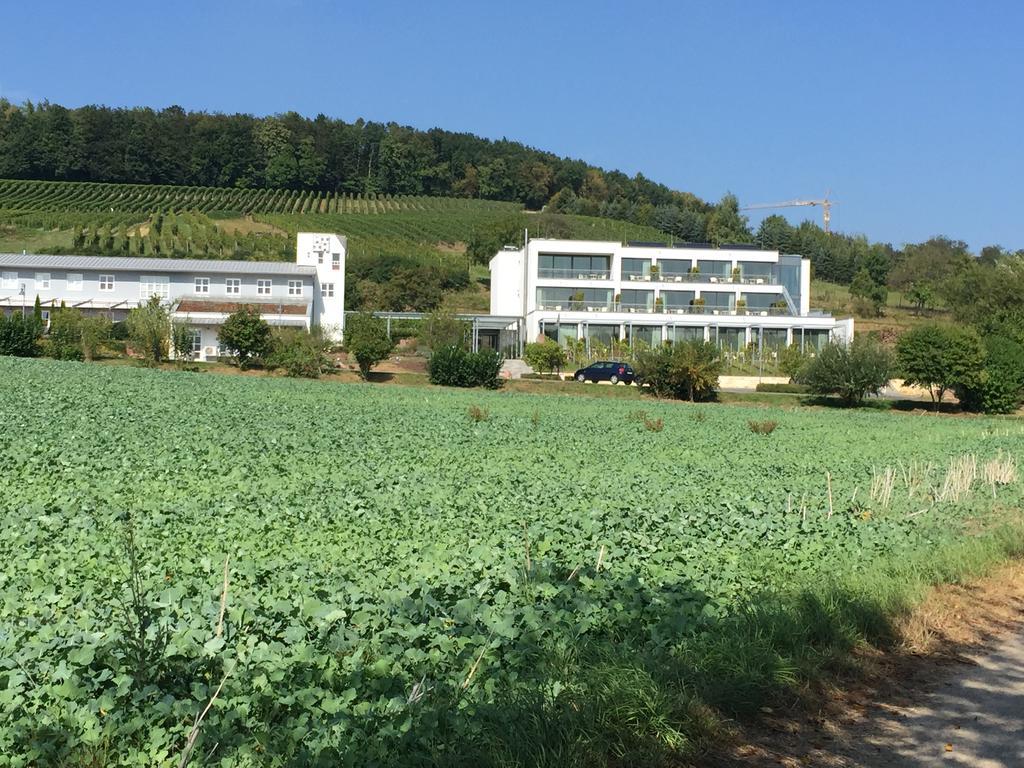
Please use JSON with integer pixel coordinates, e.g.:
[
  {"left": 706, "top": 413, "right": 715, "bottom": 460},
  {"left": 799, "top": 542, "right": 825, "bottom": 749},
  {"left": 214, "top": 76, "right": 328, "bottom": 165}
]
[{"left": 755, "top": 382, "right": 811, "bottom": 394}]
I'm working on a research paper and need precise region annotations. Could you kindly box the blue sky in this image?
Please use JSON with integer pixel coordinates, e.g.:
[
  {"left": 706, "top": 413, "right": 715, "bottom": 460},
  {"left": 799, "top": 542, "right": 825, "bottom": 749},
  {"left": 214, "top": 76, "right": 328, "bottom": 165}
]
[{"left": 3, "top": 1, "right": 1021, "bottom": 251}]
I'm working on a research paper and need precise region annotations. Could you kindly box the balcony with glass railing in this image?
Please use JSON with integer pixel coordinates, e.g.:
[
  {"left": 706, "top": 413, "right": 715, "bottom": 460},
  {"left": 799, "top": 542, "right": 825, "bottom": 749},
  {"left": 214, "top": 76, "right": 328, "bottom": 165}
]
[{"left": 537, "top": 267, "right": 612, "bottom": 280}]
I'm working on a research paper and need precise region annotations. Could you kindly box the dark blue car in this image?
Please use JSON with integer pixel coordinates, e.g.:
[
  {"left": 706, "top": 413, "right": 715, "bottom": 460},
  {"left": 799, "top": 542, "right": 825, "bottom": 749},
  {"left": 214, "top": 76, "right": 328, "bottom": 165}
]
[{"left": 573, "top": 360, "right": 636, "bottom": 385}]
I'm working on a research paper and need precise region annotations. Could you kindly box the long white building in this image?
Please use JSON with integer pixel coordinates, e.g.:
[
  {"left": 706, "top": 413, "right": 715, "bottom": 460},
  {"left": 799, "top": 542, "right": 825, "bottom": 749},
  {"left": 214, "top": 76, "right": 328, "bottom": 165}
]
[
  {"left": 0, "top": 232, "right": 346, "bottom": 361},
  {"left": 490, "top": 238, "right": 853, "bottom": 354}
]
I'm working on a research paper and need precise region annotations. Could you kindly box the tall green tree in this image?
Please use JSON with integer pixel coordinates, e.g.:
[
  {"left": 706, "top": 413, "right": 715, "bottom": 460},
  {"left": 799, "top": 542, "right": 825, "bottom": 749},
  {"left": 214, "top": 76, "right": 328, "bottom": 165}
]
[
  {"left": 799, "top": 336, "right": 893, "bottom": 405},
  {"left": 126, "top": 297, "right": 170, "bottom": 365},
  {"left": 896, "top": 324, "right": 986, "bottom": 410},
  {"left": 218, "top": 306, "right": 273, "bottom": 369},
  {"left": 705, "top": 193, "right": 753, "bottom": 246},
  {"left": 344, "top": 312, "right": 394, "bottom": 379}
]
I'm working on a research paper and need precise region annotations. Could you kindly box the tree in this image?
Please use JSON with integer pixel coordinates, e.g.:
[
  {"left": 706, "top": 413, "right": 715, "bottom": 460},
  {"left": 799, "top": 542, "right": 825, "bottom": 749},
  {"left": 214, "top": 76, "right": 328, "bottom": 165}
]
[
  {"left": 849, "top": 268, "right": 887, "bottom": 316},
  {"left": 47, "top": 308, "right": 85, "bottom": 360},
  {"left": 218, "top": 306, "right": 272, "bottom": 369},
  {"left": 466, "top": 215, "right": 524, "bottom": 266},
  {"left": 523, "top": 339, "right": 567, "bottom": 373},
  {"left": 896, "top": 324, "right": 985, "bottom": 410},
  {"left": 344, "top": 312, "right": 394, "bottom": 379},
  {"left": 79, "top": 315, "right": 111, "bottom": 362},
  {"left": 799, "top": 336, "right": 893, "bottom": 405},
  {"left": 418, "top": 308, "right": 470, "bottom": 351},
  {"left": 126, "top": 296, "right": 169, "bottom": 365},
  {"left": 955, "top": 335, "right": 1024, "bottom": 415},
  {"left": 705, "top": 193, "right": 753, "bottom": 246},
  {"left": 905, "top": 282, "right": 933, "bottom": 315},
  {"left": 634, "top": 340, "right": 722, "bottom": 402},
  {"left": 171, "top": 322, "right": 197, "bottom": 363},
  {"left": 756, "top": 215, "right": 794, "bottom": 252}
]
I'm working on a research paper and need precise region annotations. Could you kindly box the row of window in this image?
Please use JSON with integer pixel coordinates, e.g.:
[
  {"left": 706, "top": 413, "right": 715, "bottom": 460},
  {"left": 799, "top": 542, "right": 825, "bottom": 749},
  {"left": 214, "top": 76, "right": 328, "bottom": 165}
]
[{"left": 1, "top": 271, "right": 334, "bottom": 299}]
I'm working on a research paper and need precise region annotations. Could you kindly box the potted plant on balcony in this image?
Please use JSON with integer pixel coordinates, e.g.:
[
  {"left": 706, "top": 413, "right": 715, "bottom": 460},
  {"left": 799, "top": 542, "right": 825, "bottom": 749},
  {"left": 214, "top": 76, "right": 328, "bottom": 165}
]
[
  {"left": 689, "top": 265, "right": 700, "bottom": 275},
  {"left": 735, "top": 298, "right": 748, "bottom": 315},
  {"left": 731, "top": 266, "right": 742, "bottom": 283},
  {"left": 654, "top": 296, "right": 664, "bottom": 313},
  {"left": 570, "top": 290, "right": 585, "bottom": 311},
  {"left": 649, "top": 264, "right": 660, "bottom": 280},
  {"left": 691, "top": 296, "right": 706, "bottom": 313},
  {"left": 770, "top": 299, "right": 789, "bottom": 315}
]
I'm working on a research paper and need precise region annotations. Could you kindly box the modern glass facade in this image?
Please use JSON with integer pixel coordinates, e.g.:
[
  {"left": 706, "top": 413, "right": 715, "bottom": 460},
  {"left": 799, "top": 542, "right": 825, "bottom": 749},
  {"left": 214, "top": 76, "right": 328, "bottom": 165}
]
[
  {"left": 668, "top": 325, "right": 706, "bottom": 343},
  {"left": 538, "top": 253, "right": 611, "bottom": 279},
  {"left": 541, "top": 321, "right": 579, "bottom": 345},
  {"left": 536, "top": 287, "right": 613, "bottom": 309},
  {"left": 716, "top": 327, "right": 746, "bottom": 352},
  {"left": 621, "top": 258, "right": 651, "bottom": 280},
  {"left": 661, "top": 290, "right": 696, "bottom": 311},
  {"left": 697, "top": 259, "right": 732, "bottom": 277},
  {"left": 657, "top": 258, "right": 693, "bottom": 279},
  {"left": 584, "top": 324, "right": 619, "bottom": 345},
  {"left": 619, "top": 289, "right": 654, "bottom": 311},
  {"left": 738, "top": 261, "right": 773, "bottom": 280},
  {"left": 626, "top": 325, "right": 661, "bottom": 346},
  {"left": 701, "top": 291, "right": 734, "bottom": 311}
]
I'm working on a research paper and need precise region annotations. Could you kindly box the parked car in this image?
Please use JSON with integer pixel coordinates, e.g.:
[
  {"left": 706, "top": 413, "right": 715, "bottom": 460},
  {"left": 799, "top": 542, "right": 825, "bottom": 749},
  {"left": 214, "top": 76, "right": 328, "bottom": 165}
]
[{"left": 573, "top": 360, "right": 636, "bottom": 384}]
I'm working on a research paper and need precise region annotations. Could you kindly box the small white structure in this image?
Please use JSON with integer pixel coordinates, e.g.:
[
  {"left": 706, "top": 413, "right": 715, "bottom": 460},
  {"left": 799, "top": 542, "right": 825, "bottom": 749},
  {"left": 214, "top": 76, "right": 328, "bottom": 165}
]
[
  {"left": 0, "top": 232, "right": 347, "bottom": 361},
  {"left": 489, "top": 237, "right": 853, "bottom": 353}
]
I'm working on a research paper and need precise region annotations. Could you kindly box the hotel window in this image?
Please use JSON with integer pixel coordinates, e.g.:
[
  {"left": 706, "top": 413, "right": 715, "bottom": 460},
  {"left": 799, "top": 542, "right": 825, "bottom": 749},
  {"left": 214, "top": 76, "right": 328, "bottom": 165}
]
[
  {"left": 288, "top": 280, "right": 303, "bottom": 297},
  {"left": 67, "top": 273, "right": 83, "bottom": 291},
  {"left": 321, "top": 282, "right": 335, "bottom": 298},
  {"left": 35, "top": 273, "right": 51, "bottom": 290},
  {"left": 99, "top": 274, "right": 115, "bottom": 292},
  {"left": 194, "top": 277, "right": 210, "bottom": 294},
  {"left": 332, "top": 253, "right": 341, "bottom": 271},
  {"left": 1, "top": 272, "right": 17, "bottom": 289},
  {"left": 225, "top": 278, "right": 241, "bottom": 295},
  {"left": 140, "top": 275, "right": 170, "bottom": 300},
  {"left": 257, "top": 279, "right": 272, "bottom": 296}
]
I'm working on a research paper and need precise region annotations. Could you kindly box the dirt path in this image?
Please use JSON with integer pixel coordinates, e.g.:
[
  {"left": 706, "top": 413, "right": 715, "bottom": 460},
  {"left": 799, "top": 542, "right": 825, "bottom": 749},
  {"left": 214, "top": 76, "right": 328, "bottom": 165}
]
[
  {"left": 714, "top": 561, "right": 1024, "bottom": 768},
  {"left": 847, "top": 631, "right": 1024, "bottom": 766}
]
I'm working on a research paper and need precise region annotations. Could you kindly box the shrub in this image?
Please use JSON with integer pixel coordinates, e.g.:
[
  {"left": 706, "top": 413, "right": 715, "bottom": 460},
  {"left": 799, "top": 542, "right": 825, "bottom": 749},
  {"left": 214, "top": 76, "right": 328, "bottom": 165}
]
[
  {"left": 267, "top": 328, "right": 333, "bottom": 378},
  {"left": 344, "top": 312, "right": 395, "bottom": 380},
  {"left": 635, "top": 340, "right": 722, "bottom": 402},
  {"left": 126, "top": 296, "right": 169, "bottom": 365},
  {"left": 80, "top": 316, "right": 112, "bottom": 362},
  {"left": 755, "top": 383, "right": 811, "bottom": 394},
  {"left": 896, "top": 324, "right": 985, "bottom": 410},
  {"left": 0, "top": 313, "right": 41, "bottom": 357},
  {"left": 218, "top": 306, "right": 272, "bottom": 369},
  {"left": 47, "top": 309, "right": 85, "bottom": 361},
  {"left": 523, "top": 339, "right": 567, "bottom": 374},
  {"left": 428, "top": 345, "right": 503, "bottom": 388},
  {"left": 643, "top": 416, "right": 664, "bottom": 432},
  {"left": 955, "top": 335, "right": 1024, "bottom": 414},
  {"left": 467, "top": 405, "right": 489, "bottom": 422},
  {"left": 800, "top": 336, "right": 892, "bottom": 405},
  {"left": 778, "top": 345, "right": 812, "bottom": 380},
  {"left": 748, "top": 419, "right": 778, "bottom": 435}
]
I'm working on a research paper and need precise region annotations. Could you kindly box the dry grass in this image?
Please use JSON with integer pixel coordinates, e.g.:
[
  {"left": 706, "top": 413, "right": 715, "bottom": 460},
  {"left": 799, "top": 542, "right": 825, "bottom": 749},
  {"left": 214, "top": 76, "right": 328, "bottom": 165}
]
[
  {"left": 747, "top": 419, "right": 778, "bottom": 435},
  {"left": 467, "top": 405, "right": 490, "bottom": 422}
]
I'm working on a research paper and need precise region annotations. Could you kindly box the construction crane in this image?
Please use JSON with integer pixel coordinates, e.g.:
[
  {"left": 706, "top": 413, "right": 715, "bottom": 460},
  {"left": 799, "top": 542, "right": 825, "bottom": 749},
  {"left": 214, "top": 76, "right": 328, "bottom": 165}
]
[{"left": 742, "top": 195, "right": 835, "bottom": 233}]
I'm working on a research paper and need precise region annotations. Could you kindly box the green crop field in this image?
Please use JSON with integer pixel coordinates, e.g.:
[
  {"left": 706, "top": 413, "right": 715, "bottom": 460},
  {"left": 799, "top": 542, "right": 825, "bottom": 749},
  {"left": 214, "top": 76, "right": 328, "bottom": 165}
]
[{"left": 2, "top": 357, "right": 1022, "bottom": 766}]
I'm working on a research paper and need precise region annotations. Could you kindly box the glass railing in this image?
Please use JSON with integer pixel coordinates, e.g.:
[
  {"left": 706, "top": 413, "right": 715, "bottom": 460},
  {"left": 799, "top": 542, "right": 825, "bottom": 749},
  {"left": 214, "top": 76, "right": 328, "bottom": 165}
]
[{"left": 538, "top": 268, "right": 612, "bottom": 280}]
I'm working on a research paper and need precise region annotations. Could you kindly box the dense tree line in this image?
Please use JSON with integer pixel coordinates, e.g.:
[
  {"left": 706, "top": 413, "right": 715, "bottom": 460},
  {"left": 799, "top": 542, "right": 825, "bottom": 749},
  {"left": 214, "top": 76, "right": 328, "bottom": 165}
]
[{"left": 0, "top": 100, "right": 696, "bottom": 211}]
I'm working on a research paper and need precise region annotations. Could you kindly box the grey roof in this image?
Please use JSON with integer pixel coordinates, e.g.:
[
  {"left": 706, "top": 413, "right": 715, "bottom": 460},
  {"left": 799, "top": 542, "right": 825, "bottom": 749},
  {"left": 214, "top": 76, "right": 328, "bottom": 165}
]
[{"left": 0, "top": 253, "right": 316, "bottom": 275}]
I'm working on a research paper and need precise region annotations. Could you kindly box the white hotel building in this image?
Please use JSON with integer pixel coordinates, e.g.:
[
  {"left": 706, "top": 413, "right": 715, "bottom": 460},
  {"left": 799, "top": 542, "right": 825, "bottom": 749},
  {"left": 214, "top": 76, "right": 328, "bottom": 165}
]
[
  {"left": 0, "top": 233, "right": 346, "bottom": 361},
  {"left": 490, "top": 238, "right": 853, "bottom": 354}
]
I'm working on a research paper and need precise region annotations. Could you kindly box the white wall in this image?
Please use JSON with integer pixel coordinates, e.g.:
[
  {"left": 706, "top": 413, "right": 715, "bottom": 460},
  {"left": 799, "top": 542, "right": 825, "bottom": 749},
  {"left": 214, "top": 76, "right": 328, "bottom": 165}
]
[
  {"left": 489, "top": 248, "right": 525, "bottom": 316},
  {"left": 295, "top": 232, "right": 346, "bottom": 340}
]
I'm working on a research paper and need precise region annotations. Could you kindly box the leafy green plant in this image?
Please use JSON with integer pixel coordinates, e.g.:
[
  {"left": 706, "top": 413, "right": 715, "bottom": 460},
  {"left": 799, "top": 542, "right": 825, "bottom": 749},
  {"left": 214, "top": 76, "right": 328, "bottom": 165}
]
[
  {"left": 344, "top": 312, "right": 395, "bottom": 379},
  {"left": 218, "top": 306, "right": 273, "bottom": 369},
  {"left": 635, "top": 340, "right": 722, "bottom": 401},
  {"left": 126, "top": 296, "right": 170, "bottom": 365},
  {"left": 267, "top": 328, "right": 333, "bottom": 378},
  {"left": 800, "top": 336, "right": 893, "bottom": 405},
  {"left": 428, "top": 345, "right": 503, "bottom": 388},
  {"left": 896, "top": 324, "right": 985, "bottom": 410},
  {"left": 523, "top": 339, "right": 568, "bottom": 374}
]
